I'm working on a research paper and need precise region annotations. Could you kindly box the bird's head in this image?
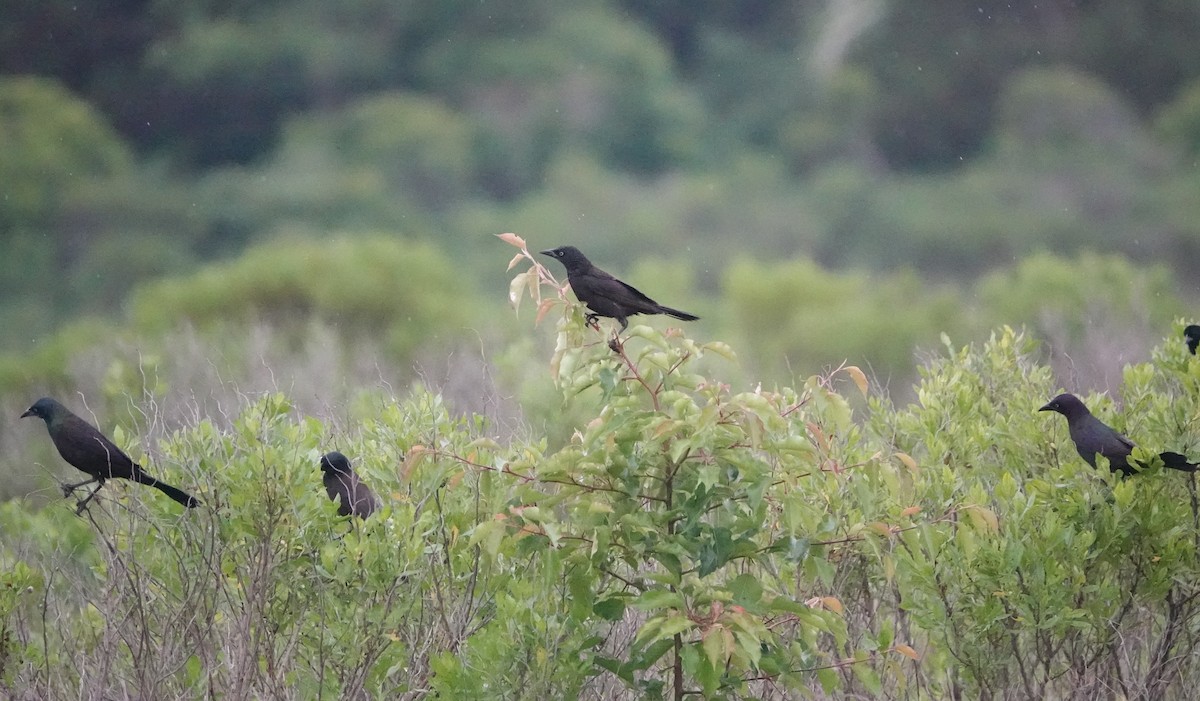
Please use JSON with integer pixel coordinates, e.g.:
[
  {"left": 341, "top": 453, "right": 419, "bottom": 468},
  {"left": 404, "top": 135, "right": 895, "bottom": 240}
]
[
  {"left": 1185, "top": 325, "right": 1200, "bottom": 355},
  {"left": 539, "top": 245, "right": 589, "bottom": 271},
  {"left": 320, "top": 451, "right": 353, "bottom": 476},
  {"left": 1039, "top": 393, "right": 1089, "bottom": 419},
  {"left": 21, "top": 397, "right": 63, "bottom": 423}
]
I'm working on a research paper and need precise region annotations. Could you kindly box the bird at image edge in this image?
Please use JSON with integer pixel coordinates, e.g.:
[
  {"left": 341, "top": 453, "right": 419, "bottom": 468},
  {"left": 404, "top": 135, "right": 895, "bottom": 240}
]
[{"left": 1039, "top": 393, "right": 1196, "bottom": 477}]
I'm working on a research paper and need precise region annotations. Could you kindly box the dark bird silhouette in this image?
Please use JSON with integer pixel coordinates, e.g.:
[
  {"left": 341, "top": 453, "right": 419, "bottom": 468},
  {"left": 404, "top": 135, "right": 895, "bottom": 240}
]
[
  {"left": 1039, "top": 393, "right": 1197, "bottom": 477},
  {"left": 21, "top": 397, "right": 201, "bottom": 513},
  {"left": 540, "top": 246, "right": 699, "bottom": 330},
  {"left": 1185, "top": 325, "right": 1200, "bottom": 355},
  {"left": 320, "top": 451, "right": 379, "bottom": 518}
]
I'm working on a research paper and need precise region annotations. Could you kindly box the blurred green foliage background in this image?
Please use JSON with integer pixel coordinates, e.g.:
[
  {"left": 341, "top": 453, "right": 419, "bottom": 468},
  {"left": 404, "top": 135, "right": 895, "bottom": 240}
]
[{"left": 6, "top": 5, "right": 1200, "bottom": 696}]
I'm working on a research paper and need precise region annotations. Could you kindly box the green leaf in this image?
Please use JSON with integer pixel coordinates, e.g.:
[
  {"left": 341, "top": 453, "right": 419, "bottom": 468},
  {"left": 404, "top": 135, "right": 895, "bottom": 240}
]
[
  {"left": 594, "top": 596, "right": 627, "bottom": 621},
  {"left": 465, "top": 519, "right": 506, "bottom": 557},
  {"left": 657, "top": 613, "right": 696, "bottom": 639},
  {"left": 698, "top": 527, "right": 735, "bottom": 577},
  {"left": 652, "top": 551, "right": 683, "bottom": 580},
  {"left": 687, "top": 641, "right": 721, "bottom": 696},
  {"left": 598, "top": 365, "right": 619, "bottom": 398},
  {"left": 629, "top": 638, "right": 675, "bottom": 671},
  {"left": 569, "top": 571, "right": 594, "bottom": 621},
  {"left": 702, "top": 628, "right": 725, "bottom": 669},
  {"left": 785, "top": 536, "right": 810, "bottom": 562},
  {"left": 593, "top": 656, "right": 635, "bottom": 685},
  {"left": 817, "top": 666, "right": 840, "bottom": 693},
  {"left": 728, "top": 573, "right": 764, "bottom": 607},
  {"left": 632, "top": 589, "right": 684, "bottom": 611},
  {"left": 851, "top": 657, "right": 883, "bottom": 695},
  {"left": 701, "top": 341, "right": 737, "bottom": 361}
]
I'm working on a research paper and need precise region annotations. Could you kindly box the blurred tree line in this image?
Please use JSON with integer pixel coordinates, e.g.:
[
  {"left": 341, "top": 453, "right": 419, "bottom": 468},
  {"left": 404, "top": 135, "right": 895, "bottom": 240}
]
[
  {"left": 7, "top": 0, "right": 1200, "bottom": 170},
  {"left": 2, "top": 0, "right": 1200, "bottom": 394}
]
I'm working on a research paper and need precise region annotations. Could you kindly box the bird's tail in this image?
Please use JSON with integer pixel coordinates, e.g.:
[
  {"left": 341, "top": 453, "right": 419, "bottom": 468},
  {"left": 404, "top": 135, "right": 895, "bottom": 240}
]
[
  {"left": 656, "top": 306, "right": 699, "bottom": 322},
  {"left": 1158, "top": 451, "right": 1198, "bottom": 473},
  {"left": 132, "top": 467, "right": 202, "bottom": 508}
]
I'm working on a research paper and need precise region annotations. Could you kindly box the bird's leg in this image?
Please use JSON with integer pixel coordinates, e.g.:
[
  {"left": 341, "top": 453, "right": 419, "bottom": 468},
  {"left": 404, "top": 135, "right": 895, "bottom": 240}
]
[
  {"left": 61, "top": 477, "right": 100, "bottom": 498},
  {"left": 73, "top": 483, "right": 104, "bottom": 515},
  {"left": 585, "top": 313, "right": 601, "bottom": 331}
]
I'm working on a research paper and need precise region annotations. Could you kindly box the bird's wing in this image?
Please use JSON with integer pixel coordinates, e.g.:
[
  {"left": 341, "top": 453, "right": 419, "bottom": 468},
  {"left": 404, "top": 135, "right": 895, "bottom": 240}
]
[
  {"left": 568, "top": 267, "right": 663, "bottom": 321},
  {"left": 54, "top": 415, "right": 136, "bottom": 476},
  {"left": 580, "top": 266, "right": 657, "bottom": 304},
  {"left": 1096, "top": 425, "right": 1136, "bottom": 464},
  {"left": 614, "top": 279, "right": 660, "bottom": 306}
]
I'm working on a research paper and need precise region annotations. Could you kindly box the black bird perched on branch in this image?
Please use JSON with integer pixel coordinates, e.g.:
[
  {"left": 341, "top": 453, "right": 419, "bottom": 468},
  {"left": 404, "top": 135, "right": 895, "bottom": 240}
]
[
  {"left": 1185, "top": 325, "right": 1200, "bottom": 355},
  {"left": 320, "top": 451, "right": 379, "bottom": 518},
  {"left": 1039, "top": 393, "right": 1197, "bottom": 477},
  {"left": 540, "top": 246, "right": 699, "bottom": 331},
  {"left": 21, "top": 397, "right": 201, "bottom": 513}
]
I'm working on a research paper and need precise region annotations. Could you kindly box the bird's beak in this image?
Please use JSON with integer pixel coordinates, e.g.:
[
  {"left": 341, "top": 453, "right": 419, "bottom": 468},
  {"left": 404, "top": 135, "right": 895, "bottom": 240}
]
[
  {"left": 539, "top": 249, "right": 554, "bottom": 257},
  {"left": 19, "top": 408, "right": 34, "bottom": 418},
  {"left": 1037, "top": 403, "right": 1053, "bottom": 412}
]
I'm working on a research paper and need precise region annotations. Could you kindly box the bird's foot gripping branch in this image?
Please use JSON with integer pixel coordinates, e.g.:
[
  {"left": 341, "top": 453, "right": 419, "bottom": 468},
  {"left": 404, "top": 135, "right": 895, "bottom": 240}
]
[{"left": 498, "top": 232, "right": 926, "bottom": 698}]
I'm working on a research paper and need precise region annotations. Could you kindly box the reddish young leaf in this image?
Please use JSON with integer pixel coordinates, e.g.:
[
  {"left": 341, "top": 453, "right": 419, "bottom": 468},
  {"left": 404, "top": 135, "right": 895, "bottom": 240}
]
[{"left": 496, "top": 232, "right": 527, "bottom": 249}]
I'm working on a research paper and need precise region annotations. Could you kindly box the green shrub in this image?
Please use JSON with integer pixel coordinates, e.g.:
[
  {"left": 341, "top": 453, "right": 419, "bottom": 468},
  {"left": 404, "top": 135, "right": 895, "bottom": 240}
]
[
  {"left": 4, "top": 242, "right": 1200, "bottom": 699},
  {"left": 722, "top": 256, "right": 962, "bottom": 384},
  {"left": 870, "top": 327, "right": 1200, "bottom": 698},
  {"left": 1156, "top": 81, "right": 1200, "bottom": 158},
  {"left": 0, "top": 76, "right": 131, "bottom": 227},
  {"left": 130, "top": 235, "right": 467, "bottom": 362}
]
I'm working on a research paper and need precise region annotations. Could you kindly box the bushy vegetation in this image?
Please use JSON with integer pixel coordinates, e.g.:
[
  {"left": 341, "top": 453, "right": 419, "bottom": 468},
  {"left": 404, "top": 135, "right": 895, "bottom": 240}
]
[
  {"left": 3, "top": 244, "right": 1200, "bottom": 699},
  {"left": 4, "top": 4, "right": 1200, "bottom": 695},
  {"left": 129, "top": 235, "right": 469, "bottom": 361},
  {"left": 0, "top": 237, "right": 1190, "bottom": 508}
]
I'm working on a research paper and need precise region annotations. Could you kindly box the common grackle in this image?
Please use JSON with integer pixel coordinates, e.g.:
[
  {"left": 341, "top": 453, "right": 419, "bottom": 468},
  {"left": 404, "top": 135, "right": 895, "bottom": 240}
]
[
  {"left": 1185, "top": 325, "right": 1200, "bottom": 355},
  {"left": 1039, "top": 393, "right": 1196, "bottom": 477},
  {"left": 540, "top": 246, "right": 699, "bottom": 331},
  {"left": 320, "top": 451, "right": 379, "bottom": 518},
  {"left": 21, "top": 397, "right": 200, "bottom": 513}
]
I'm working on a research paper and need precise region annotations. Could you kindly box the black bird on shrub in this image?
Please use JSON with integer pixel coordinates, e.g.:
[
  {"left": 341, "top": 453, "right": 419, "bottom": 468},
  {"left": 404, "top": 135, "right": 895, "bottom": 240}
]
[
  {"left": 1185, "top": 325, "right": 1200, "bottom": 355},
  {"left": 320, "top": 451, "right": 379, "bottom": 518},
  {"left": 21, "top": 397, "right": 201, "bottom": 514},
  {"left": 1039, "top": 393, "right": 1197, "bottom": 477},
  {"left": 540, "top": 246, "right": 699, "bottom": 331}
]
